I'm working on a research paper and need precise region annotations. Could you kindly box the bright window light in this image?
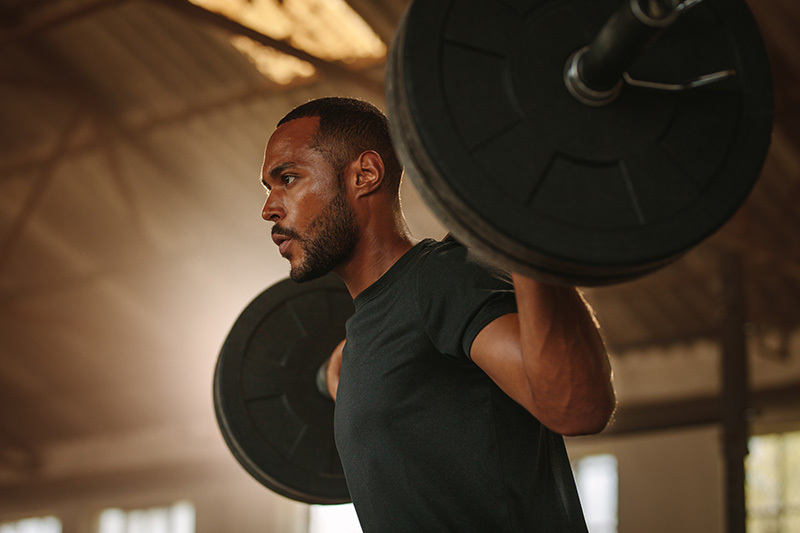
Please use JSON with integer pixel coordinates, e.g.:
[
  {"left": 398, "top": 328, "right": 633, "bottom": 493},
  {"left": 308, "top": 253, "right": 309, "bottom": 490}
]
[
  {"left": 97, "top": 501, "right": 194, "bottom": 533},
  {"left": 575, "top": 454, "right": 618, "bottom": 533},
  {"left": 747, "top": 430, "right": 800, "bottom": 532},
  {"left": 308, "top": 504, "right": 362, "bottom": 533},
  {"left": 0, "top": 516, "right": 61, "bottom": 533},
  {"left": 189, "top": 0, "right": 386, "bottom": 85},
  {"left": 229, "top": 35, "right": 315, "bottom": 85}
]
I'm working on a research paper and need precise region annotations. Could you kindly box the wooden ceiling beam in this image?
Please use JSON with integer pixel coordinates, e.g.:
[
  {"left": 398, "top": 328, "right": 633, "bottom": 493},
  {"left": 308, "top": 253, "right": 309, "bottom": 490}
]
[
  {"left": 603, "top": 381, "right": 800, "bottom": 437},
  {"left": 0, "top": 447, "right": 39, "bottom": 477},
  {"left": 152, "top": 0, "right": 384, "bottom": 97},
  {"left": 0, "top": 424, "right": 40, "bottom": 477},
  {"left": 0, "top": 77, "right": 319, "bottom": 179},
  {"left": 707, "top": 234, "right": 800, "bottom": 286},
  {"left": 0, "top": 109, "right": 87, "bottom": 278},
  {"left": 0, "top": 0, "right": 125, "bottom": 49}
]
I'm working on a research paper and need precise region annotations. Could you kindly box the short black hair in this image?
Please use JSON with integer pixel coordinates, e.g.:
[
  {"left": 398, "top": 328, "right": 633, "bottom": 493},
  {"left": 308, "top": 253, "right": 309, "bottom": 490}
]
[{"left": 277, "top": 97, "right": 403, "bottom": 193}]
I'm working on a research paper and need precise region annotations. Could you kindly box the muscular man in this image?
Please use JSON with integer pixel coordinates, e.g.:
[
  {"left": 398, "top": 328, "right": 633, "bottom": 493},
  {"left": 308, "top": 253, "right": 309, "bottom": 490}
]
[{"left": 260, "top": 97, "right": 615, "bottom": 532}]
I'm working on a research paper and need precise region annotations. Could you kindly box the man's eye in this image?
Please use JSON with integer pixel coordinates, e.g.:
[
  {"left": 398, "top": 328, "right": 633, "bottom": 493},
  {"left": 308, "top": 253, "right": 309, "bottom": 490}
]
[{"left": 282, "top": 175, "right": 296, "bottom": 186}]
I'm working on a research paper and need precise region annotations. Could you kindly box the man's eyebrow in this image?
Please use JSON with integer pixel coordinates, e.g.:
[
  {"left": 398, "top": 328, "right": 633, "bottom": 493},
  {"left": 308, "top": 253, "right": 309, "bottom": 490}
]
[
  {"left": 269, "top": 162, "right": 297, "bottom": 179},
  {"left": 261, "top": 161, "right": 297, "bottom": 189}
]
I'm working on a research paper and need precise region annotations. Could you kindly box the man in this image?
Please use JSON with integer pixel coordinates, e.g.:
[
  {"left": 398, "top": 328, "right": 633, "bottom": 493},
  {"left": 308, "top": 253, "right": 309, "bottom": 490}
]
[{"left": 261, "top": 97, "right": 615, "bottom": 531}]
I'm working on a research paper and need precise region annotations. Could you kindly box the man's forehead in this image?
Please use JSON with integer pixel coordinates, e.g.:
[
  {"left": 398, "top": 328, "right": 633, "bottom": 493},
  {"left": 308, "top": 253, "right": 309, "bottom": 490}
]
[
  {"left": 265, "top": 117, "right": 319, "bottom": 159},
  {"left": 261, "top": 116, "right": 333, "bottom": 181},
  {"left": 270, "top": 116, "right": 319, "bottom": 146}
]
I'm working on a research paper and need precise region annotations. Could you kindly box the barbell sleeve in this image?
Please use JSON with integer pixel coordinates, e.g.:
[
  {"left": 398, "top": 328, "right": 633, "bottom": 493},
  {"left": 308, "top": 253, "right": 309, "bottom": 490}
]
[{"left": 565, "top": 0, "right": 683, "bottom": 105}]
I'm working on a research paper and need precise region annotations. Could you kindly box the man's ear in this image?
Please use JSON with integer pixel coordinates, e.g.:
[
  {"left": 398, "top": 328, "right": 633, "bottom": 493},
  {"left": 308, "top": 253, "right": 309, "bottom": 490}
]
[{"left": 347, "top": 151, "right": 385, "bottom": 199}]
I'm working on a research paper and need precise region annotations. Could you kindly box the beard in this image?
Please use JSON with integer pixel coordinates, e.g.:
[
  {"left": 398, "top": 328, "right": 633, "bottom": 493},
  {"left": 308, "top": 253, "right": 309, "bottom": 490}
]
[{"left": 276, "top": 187, "right": 359, "bottom": 283}]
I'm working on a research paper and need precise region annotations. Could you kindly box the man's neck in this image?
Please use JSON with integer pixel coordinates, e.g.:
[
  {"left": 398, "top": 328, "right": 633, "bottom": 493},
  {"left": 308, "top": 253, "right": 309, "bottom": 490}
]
[{"left": 335, "top": 222, "right": 418, "bottom": 299}]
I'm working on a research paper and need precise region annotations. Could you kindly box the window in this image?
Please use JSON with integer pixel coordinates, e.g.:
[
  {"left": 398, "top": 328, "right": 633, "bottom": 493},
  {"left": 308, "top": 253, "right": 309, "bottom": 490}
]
[
  {"left": 97, "top": 501, "right": 194, "bottom": 533},
  {"left": 575, "top": 454, "right": 619, "bottom": 533},
  {"left": 308, "top": 504, "right": 361, "bottom": 533},
  {"left": 747, "top": 431, "right": 800, "bottom": 532},
  {"left": 0, "top": 516, "right": 61, "bottom": 533}
]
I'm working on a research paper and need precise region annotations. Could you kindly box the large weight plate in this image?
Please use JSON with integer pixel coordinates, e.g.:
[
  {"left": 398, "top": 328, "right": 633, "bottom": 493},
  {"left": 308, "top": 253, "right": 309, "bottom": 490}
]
[
  {"left": 387, "top": 0, "right": 773, "bottom": 285},
  {"left": 214, "top": 273, "right": 353, "bottom": 504}
]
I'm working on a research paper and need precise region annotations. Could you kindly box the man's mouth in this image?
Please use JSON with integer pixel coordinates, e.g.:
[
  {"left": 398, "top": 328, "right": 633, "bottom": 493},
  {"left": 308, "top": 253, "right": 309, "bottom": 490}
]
[
  {"left": 279, "top": 238, "right": 291, "bottom": 256},
  {"left": 271, "top": 233, "right": 290, "bottom": 255},
  {"left": 271, "top": 228, "right": 298, "bottom": 257}
]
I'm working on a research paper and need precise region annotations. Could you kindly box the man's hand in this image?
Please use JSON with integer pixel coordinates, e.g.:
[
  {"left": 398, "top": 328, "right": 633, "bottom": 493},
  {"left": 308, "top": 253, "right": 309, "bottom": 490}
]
[{"left": 326, "top": 339, "right": 345, "bottom": 401}]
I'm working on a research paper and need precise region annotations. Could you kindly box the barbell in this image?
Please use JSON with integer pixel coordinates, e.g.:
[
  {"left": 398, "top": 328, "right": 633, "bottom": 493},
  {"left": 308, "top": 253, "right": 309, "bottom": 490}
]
[{"left": 215, "top": 0, "right": 773, "bottom": 503}]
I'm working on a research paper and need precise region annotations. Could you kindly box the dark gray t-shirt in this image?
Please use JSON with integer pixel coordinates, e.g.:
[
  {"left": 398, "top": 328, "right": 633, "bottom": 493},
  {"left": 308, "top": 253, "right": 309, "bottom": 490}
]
[{"left": 334, "top": 239, "right": 588, "bottom": 532}]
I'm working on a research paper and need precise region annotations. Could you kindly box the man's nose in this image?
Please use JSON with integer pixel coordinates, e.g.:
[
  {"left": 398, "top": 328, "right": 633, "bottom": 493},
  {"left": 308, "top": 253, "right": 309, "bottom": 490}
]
[{"left": 261, "top": 191, "right": 284, "bottom": 222}]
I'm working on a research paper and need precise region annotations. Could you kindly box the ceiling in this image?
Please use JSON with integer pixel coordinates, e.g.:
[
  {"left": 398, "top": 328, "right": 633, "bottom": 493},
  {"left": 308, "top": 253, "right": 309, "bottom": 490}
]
[{"left": 0, "top": 0, "right": 798, "bottom": 499}]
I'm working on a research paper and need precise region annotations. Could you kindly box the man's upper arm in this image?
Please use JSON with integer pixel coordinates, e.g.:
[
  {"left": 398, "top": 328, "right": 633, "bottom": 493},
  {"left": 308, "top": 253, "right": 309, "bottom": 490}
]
[
  {"left": 469, "top": 313, "right": 538, "bottom": 416},
  {"left": 473, "top": 275, "right": 616, "bottom": 435}
]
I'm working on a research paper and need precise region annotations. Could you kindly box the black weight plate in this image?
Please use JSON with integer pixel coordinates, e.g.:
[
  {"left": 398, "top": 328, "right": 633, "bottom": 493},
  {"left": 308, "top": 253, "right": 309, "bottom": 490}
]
[
  {"left": 387, "top": 0, "right": 773, "bottom": 285},
  {"left": 214, "top": 273, "right": 353, "bottom": 504}
]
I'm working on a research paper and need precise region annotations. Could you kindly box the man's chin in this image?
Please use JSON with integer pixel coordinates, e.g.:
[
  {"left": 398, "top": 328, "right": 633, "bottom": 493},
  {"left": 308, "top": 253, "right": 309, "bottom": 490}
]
[
  {"left": 289, "top": 268, "right": 328, "bottom": 283},
  {"left": 288, "top": 259, "right": 327, "bottom": 283}
]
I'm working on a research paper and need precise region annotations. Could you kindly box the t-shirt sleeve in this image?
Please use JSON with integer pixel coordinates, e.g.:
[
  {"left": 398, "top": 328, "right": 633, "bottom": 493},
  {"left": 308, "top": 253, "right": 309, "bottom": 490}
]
[{"left": 416, "top": 241, "right": 517, "bottom": 360}]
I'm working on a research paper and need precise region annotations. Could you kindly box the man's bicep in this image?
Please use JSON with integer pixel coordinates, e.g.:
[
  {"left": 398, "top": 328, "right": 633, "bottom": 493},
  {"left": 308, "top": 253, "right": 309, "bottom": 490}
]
[{"left": 469, "top": 313, "right": 537, "bottom": 415}]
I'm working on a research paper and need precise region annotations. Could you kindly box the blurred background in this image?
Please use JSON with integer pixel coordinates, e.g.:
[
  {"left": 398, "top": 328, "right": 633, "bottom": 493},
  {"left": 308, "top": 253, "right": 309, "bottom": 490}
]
[{"left": 0, "top": 0, "right": 798, "bottom": 532}]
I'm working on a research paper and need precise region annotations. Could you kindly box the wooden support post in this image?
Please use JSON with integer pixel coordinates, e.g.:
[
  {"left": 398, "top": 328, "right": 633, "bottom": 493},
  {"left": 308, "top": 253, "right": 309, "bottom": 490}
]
[{"left": 720, "top": 254, "right": 749, "bottom": 533}]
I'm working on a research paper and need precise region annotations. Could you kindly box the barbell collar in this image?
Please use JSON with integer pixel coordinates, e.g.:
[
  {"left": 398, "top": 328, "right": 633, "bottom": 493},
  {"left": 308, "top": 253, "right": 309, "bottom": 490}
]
[
  {"left": 565, "top": 0, "right": 681, "bottom": 102},
  {"left": 564, "top": 47, "right": 623, "bottom": 106}
]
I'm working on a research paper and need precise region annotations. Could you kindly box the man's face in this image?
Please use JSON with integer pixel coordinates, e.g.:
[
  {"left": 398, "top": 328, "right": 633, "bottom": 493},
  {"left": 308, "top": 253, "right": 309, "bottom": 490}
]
[{"left": 261, "top": 117, "right": 359, "bottom": 282}]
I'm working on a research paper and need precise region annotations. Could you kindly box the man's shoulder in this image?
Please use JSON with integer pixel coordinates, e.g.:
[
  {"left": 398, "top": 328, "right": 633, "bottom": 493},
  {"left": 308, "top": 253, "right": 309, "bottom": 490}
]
[
  {"left": 418, "top": 237, "right": 505, "bottom": 275},
  {"left": 417, "top": 235, "right": 466, "bottom": 261},
  {"left": 415, "top": 237, "right": 511, "bottom": 289}
]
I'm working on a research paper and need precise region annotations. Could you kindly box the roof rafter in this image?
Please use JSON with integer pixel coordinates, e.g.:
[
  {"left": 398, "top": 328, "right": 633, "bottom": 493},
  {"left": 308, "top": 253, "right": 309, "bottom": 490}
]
[{"left": 150, "top": 0, "right": 384, "bottom": 96}]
